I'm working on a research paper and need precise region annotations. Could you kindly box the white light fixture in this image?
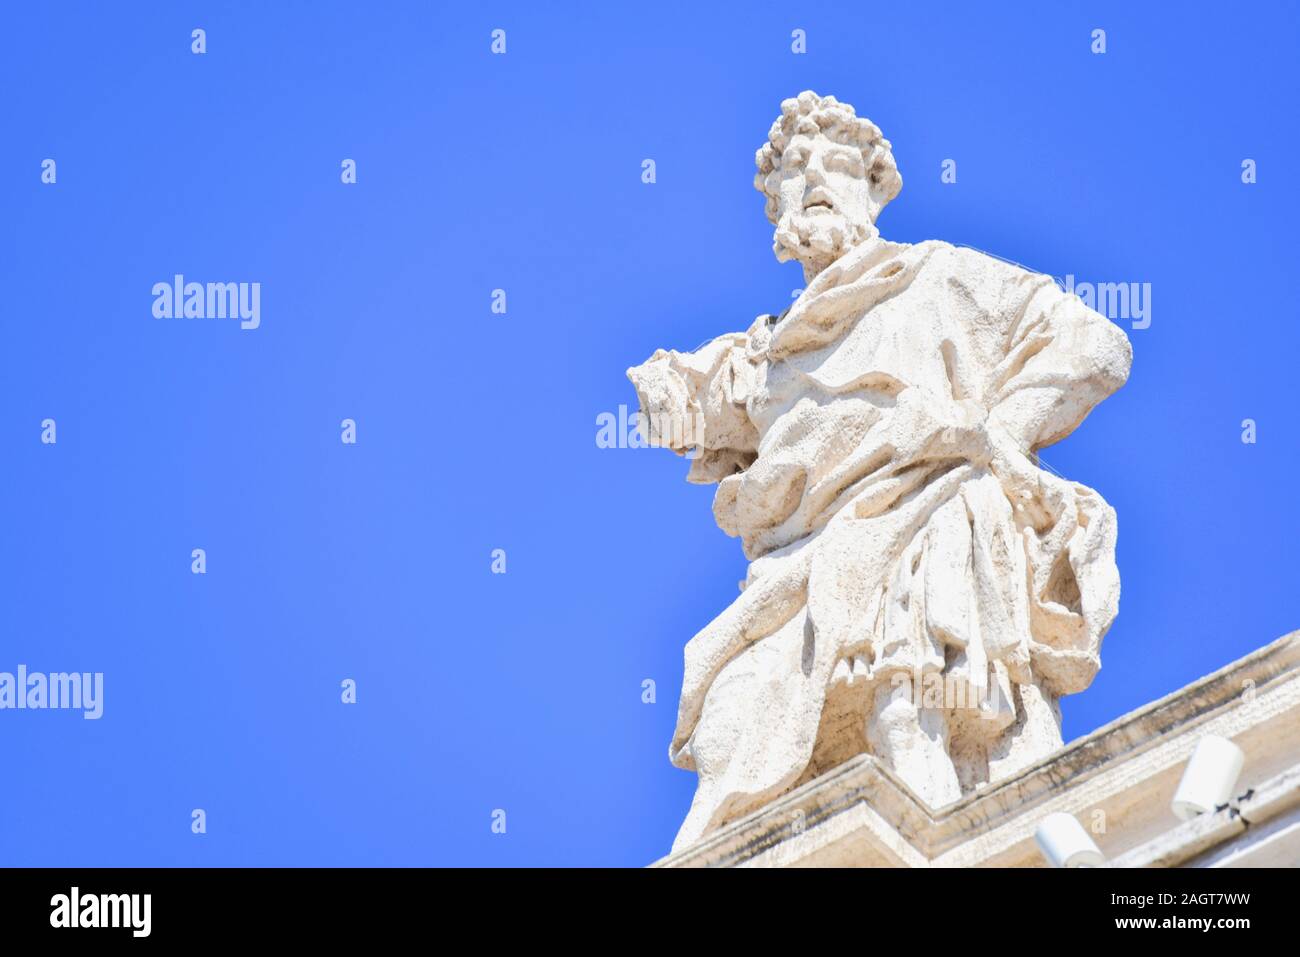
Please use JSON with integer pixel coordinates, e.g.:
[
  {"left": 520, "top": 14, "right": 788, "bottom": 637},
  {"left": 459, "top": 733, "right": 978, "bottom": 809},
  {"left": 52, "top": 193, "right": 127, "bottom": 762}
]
[
  {"left": 1034, "top": 812, "right": 1105, "bottom": 868},
  {"left": 1171, "top": 734, "right": 1245, "bottom": 821}
]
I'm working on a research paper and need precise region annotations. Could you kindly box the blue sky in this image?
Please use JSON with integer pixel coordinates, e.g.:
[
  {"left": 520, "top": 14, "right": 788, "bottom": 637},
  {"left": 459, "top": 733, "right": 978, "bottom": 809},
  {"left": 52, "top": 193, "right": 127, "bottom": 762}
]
[{"left": 1, "top": 2, "right": 1297, "bottom": 866}]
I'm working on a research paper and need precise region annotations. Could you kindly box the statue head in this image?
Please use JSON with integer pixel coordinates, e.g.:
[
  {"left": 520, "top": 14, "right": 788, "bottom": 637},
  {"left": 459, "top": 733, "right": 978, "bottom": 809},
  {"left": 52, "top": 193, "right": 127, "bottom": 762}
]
[{"left": 755, "top": 91, "right": 902, "bottom": 279}]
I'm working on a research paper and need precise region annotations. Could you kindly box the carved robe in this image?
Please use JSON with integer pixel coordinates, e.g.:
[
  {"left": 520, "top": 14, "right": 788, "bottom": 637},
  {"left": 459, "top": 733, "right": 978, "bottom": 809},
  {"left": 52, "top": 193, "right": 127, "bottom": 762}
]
[{"left": 629, "top": 236, "right": 1132, "bottom": 851}]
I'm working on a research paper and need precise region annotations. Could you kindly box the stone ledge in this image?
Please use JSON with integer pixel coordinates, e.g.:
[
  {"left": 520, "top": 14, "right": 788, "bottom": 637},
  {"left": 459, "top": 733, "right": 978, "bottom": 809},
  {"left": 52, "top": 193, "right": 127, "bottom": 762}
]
[{"left": 654, "top": 632, "right": 1300, "bottom": 867}]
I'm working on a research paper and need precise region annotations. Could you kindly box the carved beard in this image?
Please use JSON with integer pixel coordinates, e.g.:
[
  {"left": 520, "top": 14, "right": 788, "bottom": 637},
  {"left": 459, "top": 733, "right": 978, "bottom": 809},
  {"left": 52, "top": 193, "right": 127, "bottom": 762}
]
[{"left": 773, "top": 209, "right": 875, "bottom": 266}]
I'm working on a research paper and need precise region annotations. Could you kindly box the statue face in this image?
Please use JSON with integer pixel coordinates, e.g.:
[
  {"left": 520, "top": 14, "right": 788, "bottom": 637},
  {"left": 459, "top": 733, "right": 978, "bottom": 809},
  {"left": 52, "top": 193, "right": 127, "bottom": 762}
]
[{"left": 772, "top": 134, "right": 877, "bottom": 269}]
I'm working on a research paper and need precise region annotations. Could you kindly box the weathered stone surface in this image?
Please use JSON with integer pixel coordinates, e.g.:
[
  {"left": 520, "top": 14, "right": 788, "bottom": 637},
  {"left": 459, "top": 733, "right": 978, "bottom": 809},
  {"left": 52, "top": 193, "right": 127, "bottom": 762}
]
[
  {"left": 653, "top": 633, "right": 1300, "bottom": 868},
  {"left": 629, "top": 91, "right": 1133, "bottom": 852}
]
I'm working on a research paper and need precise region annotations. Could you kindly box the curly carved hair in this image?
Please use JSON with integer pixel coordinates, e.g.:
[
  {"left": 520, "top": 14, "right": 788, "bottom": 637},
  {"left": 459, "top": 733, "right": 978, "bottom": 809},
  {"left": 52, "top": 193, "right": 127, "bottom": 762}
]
[{"left": 754, "top": 91, "right": 903, "bottom": 225}]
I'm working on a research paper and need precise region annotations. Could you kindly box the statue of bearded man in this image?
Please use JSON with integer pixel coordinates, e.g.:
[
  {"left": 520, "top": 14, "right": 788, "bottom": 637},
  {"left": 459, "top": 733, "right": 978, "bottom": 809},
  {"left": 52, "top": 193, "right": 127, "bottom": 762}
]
[{"left": 628, "top": 91, "right": 1133, "bottom": 853}]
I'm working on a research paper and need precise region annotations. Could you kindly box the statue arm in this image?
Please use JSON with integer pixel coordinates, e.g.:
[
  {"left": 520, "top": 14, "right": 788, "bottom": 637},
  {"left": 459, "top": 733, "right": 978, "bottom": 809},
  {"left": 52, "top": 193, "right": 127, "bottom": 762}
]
[
  {"left": 627, "top": 330, "right": 761, "bottom": 484},
  {"left": 986, "top": 280, "right": 1132, "bottom": 456}
]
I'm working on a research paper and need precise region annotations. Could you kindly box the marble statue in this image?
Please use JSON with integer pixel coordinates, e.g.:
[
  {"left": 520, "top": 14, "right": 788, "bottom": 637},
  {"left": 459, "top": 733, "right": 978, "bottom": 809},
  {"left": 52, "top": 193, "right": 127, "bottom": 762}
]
[{"left": 628, "top": 91, "right": 1133, "bottom": 852}]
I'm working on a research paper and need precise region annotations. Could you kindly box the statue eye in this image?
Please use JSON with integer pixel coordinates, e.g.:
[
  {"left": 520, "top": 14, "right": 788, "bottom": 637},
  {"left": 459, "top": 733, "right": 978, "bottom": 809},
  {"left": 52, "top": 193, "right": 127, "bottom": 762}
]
[{"left": 832, "top": 154, "right": 865, "bottom": 176}]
